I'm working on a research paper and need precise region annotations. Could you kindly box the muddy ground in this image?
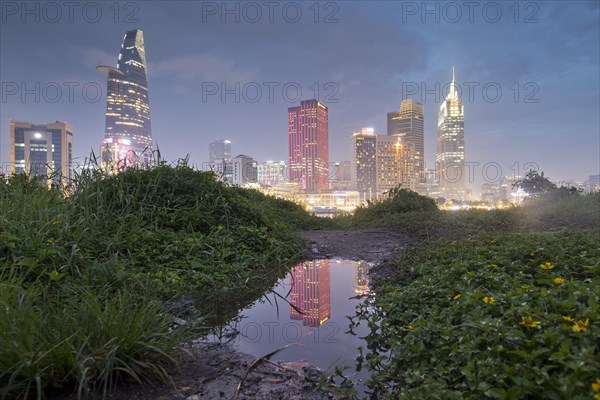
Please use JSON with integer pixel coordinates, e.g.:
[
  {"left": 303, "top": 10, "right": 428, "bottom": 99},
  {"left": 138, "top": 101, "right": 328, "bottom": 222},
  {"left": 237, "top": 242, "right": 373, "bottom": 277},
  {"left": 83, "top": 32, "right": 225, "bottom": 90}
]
[
  {"left": 298, "top": 227, "right": 414, "bottom": 263},
  {"left": 75, "top": 228, "right": 409, "bottom": 400}
]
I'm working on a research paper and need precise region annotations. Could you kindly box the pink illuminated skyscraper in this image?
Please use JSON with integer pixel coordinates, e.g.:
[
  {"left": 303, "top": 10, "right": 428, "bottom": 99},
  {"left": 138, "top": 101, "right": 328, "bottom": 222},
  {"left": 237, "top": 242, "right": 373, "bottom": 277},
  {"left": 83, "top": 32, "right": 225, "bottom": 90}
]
[{"left": 288, "top": 99, "right": 329, "bottom": 192}]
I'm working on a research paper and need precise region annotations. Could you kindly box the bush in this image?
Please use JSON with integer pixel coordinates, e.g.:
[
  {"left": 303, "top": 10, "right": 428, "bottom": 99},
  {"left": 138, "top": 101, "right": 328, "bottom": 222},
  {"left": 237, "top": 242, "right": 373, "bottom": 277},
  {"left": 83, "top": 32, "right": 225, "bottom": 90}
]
[{"left": 350, "top": 187, "right": 438, "bottom": 226}]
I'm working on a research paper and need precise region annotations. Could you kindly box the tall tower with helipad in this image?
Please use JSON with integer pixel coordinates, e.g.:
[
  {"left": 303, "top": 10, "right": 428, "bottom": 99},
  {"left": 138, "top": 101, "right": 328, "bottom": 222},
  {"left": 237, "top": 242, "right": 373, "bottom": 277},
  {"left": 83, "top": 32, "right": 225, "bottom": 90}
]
[{"left": 97, "top": 29, "right": 152, "bottom": 171}]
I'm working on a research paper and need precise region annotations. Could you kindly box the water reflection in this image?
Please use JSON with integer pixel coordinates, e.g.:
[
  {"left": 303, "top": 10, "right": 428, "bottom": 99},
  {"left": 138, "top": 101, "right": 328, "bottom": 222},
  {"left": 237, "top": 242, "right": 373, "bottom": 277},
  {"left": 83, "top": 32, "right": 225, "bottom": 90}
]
[
  {"left": 289, "top": 260, "right": 331, "bottom": 327},
  {"left": 354, "top": 261, "right": 370, "bottom": 296},
  {"left": 203, "top": 258, "right": 373, "bottom": 391}
]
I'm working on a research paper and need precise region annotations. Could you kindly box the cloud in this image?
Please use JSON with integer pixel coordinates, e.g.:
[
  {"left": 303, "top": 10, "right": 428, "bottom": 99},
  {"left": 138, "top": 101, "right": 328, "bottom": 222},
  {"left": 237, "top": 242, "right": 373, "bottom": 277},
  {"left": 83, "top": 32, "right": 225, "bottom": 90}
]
[
  {"left": 149, "top": 55, "right": 258, "bottom": 83},
  {"left": 63, "top": 45, "right": 116, "bottom": 69}
]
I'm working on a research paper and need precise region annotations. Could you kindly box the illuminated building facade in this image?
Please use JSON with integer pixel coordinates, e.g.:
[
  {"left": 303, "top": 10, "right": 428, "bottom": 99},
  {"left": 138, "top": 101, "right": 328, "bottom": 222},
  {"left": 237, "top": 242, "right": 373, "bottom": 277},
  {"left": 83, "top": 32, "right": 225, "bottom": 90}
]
[
  {"left": 98, "top": 29, "right": 152, "bottom": 171},
  {"left": 9, "top": 120, "right": 74, "bottom": 187},
  {"left": 288, "top": 99, "right": 329, "bottom": 192},
  {"left": 436, "top": 68, "right": 466, "bottom": 199},
  {"left": 289, "top": 259, "right": 331, "bottom": 327},
  {"left": 387, "top": 99, "right": 425, "bottom": 192},
  {"left": 257, "top": 161, "right": 287, "bottom": 186},
  {"left": 376, "top": 135, "right": 411, "bottom": 193},
  {"left": 351, "top": 128, "right": 377, "bottom": 196}
]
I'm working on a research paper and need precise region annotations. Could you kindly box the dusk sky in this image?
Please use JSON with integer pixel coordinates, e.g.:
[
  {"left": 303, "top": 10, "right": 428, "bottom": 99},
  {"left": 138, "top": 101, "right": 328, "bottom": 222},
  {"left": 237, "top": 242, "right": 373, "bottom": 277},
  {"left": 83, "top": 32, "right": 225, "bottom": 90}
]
[{"left": 1, "top": 1, "right": 599, "bottom": 193}]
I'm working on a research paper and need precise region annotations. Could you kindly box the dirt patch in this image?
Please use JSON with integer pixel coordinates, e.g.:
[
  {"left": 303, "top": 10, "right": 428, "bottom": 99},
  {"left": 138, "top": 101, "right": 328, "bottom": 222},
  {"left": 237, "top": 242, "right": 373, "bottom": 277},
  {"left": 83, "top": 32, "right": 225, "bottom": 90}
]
[
  {"left": 298, "top": 227, "right": 415, "bottom": 263},
  {"left": 69, "top": 343, "right": 332, "bottom": 400}
]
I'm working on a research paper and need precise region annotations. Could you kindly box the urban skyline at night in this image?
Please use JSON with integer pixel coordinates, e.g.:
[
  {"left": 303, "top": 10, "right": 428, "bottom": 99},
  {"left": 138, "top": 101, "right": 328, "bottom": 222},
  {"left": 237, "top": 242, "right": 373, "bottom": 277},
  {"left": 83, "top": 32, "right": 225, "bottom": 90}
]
[{"left": 1, "top": 1, "right": 598, "bottom": 196}]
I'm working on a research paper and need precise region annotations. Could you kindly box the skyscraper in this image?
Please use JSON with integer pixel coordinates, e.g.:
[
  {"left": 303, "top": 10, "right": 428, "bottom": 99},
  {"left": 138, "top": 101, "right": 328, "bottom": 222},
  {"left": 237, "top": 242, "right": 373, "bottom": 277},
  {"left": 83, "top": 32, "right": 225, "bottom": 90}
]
[
  {"left": 98, "top": 29, "right": 152, "bottom": 171},
  {"left": 231, "top": 154, "right": 257, "bottom": 185},
  {"left": 209, "top": 139, "right": 232, "bottom": 163},
  {"left": 9, "top": 120, "right": 74, "bottom": 187},
  {"left": 387, "top": 99, "right": 425, "bottom": 192},
  {"left": 288, "top": 99, "right": 329, "bottom": 192},
  {"left": 436, "top": 68, "right": 466, "bottom": 199},
  {"left": 376, "top": 135, "right": 409, "bottom": 193},
  {"left": 351, "top": 128, "right": 377, "bottom": 197}
]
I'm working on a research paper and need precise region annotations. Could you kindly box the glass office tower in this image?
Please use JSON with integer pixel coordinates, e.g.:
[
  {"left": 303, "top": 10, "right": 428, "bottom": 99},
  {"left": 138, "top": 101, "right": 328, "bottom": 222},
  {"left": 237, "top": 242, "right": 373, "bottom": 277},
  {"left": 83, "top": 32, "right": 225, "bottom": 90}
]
[{"left": 98, "top": 29, "right": 152, "bottom": 171}]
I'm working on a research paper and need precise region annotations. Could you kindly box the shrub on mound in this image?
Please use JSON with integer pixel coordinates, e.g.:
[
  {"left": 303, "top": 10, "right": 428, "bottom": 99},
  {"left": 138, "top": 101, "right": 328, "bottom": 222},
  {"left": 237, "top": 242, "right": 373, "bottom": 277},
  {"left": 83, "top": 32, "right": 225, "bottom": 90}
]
[{"left": 353, "top": 186, "right": 438, "bottom": 223}]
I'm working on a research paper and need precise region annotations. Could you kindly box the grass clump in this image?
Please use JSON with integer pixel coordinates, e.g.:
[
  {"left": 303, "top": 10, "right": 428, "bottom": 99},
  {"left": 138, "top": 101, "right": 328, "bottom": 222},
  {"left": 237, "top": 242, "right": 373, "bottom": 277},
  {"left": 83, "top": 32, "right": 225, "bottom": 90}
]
[{"left": 0, "top": 160, "right": 316, "bottom": 399}]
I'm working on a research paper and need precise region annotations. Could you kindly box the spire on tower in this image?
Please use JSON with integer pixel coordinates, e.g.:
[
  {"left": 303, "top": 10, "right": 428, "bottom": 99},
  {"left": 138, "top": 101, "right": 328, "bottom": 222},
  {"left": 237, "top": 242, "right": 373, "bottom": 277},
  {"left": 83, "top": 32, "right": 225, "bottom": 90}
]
[{"left": 446, "top": 67, "right": 459, "bottom": 100}]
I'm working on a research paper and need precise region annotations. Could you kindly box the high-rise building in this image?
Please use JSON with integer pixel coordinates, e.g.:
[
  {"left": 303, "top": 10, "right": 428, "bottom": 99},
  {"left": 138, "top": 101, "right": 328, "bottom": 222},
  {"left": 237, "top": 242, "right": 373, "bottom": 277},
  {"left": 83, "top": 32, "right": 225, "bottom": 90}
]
[
  {"left": 9, "top": 120, "right": 74, "bottom": 187},
  {"left": 98, "top": 29, "right": 152, "bottom": 171},
  {"left": 289, "top": 259, "right": 331, "bottom": 327},
  {"left": 387, "top": 99, "right": 425, "bottom": 192},
  {"left": 350, "top": 128, "right": 377, "bottom": 196},
  {"left": 376, "top": 135, "right": 410, "bottom": 193},
  {"left": 209, "top": 139, "right": 232, "bottom": 163},
  {"left": 288, "top": 99, "right": 329, "bottom": 192},
  {"left": 231, "top": 154, "right": 257, "bottom": 185},
  {"left": 436, "top": 68, "right": 466, "bottom": 200}
]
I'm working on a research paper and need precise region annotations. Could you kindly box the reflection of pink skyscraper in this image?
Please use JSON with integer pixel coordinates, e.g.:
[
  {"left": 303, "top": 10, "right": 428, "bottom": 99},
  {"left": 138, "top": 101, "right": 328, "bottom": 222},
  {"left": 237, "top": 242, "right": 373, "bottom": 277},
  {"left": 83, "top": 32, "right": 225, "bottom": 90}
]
[{"left": 289, "top": 260, "right": 331, "bottom": 327}]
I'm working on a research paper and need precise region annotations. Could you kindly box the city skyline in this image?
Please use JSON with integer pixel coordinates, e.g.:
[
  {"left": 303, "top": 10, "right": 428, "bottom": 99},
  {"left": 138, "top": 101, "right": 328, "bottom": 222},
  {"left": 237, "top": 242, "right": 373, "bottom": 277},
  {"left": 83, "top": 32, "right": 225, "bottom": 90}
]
[{"left": 1, "top": 2, "right": 598, "bottom": 193}]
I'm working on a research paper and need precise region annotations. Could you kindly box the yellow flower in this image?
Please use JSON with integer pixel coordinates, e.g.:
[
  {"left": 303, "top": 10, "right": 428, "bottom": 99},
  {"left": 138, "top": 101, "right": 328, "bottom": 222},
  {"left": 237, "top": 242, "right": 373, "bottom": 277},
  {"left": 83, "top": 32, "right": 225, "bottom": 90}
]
[
  {"left": 562, "top": 316, "right": 574, "bottom": 322},
  {"left": 521, "top": 284, "right": 529, "bottom": 291},
  {"left": 482, "top": 296, "right": 495, "bottom": 304},
  {"left": 453, "top": 294, "right": 462, "bottom": 300},
  {"left": 487, "top": 263, "right": 497, "bottom": 268},
  {"left": 47, "top": 239, "right": 54, "bottom": 244},
  {"left": 49, "top": 270, "right": 62, "bottom": 281},
  {"left": 52, "top": 220, "right": 61, "bottom": 225},
  {"left": 572, "top": 319, "right": 590, "bottom": 333},
  {"left": 406, "top": 324, "right": 414, "bottom": 330},
  {"left": 520, "top": 316, "right": 541, "bottom": 328},
  {"left": 217, "top": 225, "right": 223, "bottom": 231},
  {"left": 592, "top": 378, "right": 600, "bottom": 392},
  {"left": 539, "top": 262, "right": 554, "bottom": 270},
  {"left": 530, "top": 249, "right": 536, "bottom": 256},
  {"left": 553, "top": 277, "right": 565, "bottom": 285}
]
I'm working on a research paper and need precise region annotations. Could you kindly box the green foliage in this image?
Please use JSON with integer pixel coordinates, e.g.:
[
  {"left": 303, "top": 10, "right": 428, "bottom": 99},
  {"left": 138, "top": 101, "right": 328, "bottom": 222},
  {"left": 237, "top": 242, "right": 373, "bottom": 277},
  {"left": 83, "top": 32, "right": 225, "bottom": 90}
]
[
  {"left": 513, "top": 170, "right": 557, "bottom": 196},
  {"left": 0, "top": 161, "right": 315, "bottom": 398},
  {"left": 349, "top": 187, "right": 438, "bottom": 226},
  {"left": 0, "top": 274, "right": 183, "bottom": 400},
  {"left": 354, "top": 228, "right": 600, "bottom": 399}
]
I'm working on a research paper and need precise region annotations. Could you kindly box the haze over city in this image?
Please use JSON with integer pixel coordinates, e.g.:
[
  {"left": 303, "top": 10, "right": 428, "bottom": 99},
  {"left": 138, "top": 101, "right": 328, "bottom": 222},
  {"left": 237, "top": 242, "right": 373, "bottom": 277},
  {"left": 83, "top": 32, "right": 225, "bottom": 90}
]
[{"left": 1, "top": 1, "right": 599, "bottom": 195}]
